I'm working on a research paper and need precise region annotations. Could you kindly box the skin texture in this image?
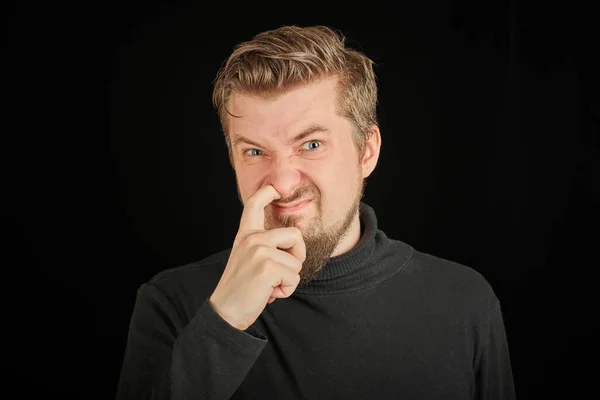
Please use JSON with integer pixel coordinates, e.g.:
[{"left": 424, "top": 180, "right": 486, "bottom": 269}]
[{"left": 228, "top": 77, "right": 382, "bottom": 285}]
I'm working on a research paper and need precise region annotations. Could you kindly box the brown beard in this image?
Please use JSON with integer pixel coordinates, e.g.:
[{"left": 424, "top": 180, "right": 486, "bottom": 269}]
[
  {"left": 273, "top": 179, "right": 365, "bottom": 286},
  {"left": 237, "top": 167, "right": 367, "bottom": 285}
]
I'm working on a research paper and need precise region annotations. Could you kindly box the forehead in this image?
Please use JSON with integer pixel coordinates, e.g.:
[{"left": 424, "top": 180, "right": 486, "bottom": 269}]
[{"left": 228, "top": 78, "right": 341, "bottom": 137}]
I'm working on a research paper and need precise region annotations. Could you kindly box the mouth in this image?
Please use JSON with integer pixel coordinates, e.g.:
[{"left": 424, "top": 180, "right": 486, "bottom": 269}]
[{"left": 273, "top": 199, "right": 312, "bottom": 213}]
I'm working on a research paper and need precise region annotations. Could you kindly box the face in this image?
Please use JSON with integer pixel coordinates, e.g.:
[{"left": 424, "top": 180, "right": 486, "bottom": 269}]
[{"left": 227, "top": 77, "right": 381, "bottom": 285}]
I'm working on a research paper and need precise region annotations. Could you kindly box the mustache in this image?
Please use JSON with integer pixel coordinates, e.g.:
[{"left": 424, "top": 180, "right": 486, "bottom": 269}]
[{"left": 272, "top": 187, "right": 314, "bottom": 205}]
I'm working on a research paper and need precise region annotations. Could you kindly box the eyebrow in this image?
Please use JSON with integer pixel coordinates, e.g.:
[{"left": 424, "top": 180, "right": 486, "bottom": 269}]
[{"left": 232, "top": 124, "right": 331, "bottom": 149}]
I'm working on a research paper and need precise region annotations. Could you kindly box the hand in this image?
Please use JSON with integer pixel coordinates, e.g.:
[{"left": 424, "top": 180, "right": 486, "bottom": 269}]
[{"left": 209, "top": 185, "right": 306, "bottom": 331}]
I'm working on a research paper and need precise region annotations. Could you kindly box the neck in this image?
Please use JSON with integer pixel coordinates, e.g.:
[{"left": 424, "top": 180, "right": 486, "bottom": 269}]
[
  {"left": 330, "top": 213, "right": 362, "bottom": 258},
  {"left": 295, "top": 202, "right": 412, "bottom": 295}
]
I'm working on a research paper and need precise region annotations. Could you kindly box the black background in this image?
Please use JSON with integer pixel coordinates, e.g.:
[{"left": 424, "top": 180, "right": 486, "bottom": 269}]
[{"left": 5, "top": 0, "right": 599, "bottom": 398}]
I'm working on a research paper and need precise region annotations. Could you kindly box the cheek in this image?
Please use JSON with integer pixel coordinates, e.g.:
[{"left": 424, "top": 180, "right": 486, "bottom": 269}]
[
  {"left": 323, "top": 152, "right": 359, "bottom": 181},
  {"left": 236, "top": 169, "right": 261, "bottom": 198}
]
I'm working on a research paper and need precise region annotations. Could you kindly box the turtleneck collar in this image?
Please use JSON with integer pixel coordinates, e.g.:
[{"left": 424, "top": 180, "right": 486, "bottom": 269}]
[{"left": 294, "top": 202, "right": 413, "bottom": 295}]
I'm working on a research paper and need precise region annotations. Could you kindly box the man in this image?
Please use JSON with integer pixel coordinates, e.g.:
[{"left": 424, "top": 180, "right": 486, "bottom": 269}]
[{"left": 116, "top": 25, "right": 515, "bottom": 399}]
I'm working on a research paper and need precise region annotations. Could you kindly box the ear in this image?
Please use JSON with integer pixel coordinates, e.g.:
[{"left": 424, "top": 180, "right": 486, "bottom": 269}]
[{"left": 360, "top": 125, "right": 382, "bottom": 179}]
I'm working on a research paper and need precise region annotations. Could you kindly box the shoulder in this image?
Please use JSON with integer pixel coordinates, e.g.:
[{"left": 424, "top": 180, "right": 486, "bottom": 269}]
[
  {"left": 400, "top": 243, "right": 499, "bottom": 312},
  {"left": 147, "top": 248, "right": 231, "bottom": 287},
  {"left": 139, "top": 248, "right": 232, "bottom": 314}
]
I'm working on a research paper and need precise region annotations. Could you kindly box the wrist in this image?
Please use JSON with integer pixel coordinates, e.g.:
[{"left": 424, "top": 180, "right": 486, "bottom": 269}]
[{"left": 209, "top": 296, "right": 248, "bottom": 331}]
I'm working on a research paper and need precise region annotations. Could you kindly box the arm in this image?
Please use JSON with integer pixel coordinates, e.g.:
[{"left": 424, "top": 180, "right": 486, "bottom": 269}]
[
  {"left": 473, "top": 299, "right": 516, "bottom": 399},
  {"left": 115, "top": 283, "right": 267, "bottom": 400}
]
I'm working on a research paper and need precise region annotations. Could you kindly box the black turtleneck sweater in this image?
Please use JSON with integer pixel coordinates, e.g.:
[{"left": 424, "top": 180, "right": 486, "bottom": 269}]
[{"left": 116, "top": 203, "right": 515, "bottom": 399}]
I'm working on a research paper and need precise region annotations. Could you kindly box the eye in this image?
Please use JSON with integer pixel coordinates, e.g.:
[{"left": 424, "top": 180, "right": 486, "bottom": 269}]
[
  {"left": 243, "top": 140, "right": 322, "bottom": 158},
  {"left": 244, "top": 148, "right": 263, "bottom": 157},
  {"left": 302, "top": 140, "right": 322, "bottom": 151}
]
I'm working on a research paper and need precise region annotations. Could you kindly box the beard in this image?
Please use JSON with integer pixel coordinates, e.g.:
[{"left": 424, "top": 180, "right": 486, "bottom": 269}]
[
  {"left": 238, "top": 175, "right": 366, "bottom": 286},
  {"left": 288, "top": 191, "right": 362, "bottom": 286}
]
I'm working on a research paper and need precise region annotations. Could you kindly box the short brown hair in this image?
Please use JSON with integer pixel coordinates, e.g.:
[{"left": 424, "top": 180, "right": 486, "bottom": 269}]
[{"left": 212, "top": 25, "right": 378, "bottom": 164}]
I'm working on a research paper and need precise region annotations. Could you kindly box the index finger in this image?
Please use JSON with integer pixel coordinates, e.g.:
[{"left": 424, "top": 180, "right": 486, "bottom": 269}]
[{"left": 238, "top": 185, "right": 281, "bottom": 233}]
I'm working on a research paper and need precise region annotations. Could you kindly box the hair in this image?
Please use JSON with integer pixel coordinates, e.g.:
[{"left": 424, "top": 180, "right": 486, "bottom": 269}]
[{"left": 212, "top": 25, "right": 378, "bottom": 165}]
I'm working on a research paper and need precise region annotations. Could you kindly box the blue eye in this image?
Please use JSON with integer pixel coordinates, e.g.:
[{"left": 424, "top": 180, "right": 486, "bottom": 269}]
[
  {"left": 245, "top": 149, "right": 263, "bottom": 157},
  {"left": 302, "top": 140, "right": 322, "bottom": 150},
  {"left": 244, "top": 140, "right": 322, "bottom": 158}
]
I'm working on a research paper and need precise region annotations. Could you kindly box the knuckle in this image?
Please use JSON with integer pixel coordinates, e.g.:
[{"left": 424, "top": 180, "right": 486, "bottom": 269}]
[
  {"left": 241, "top": 232, "right": 260, "bottom": 248},
  {"left": 251, "top": 245, "right": 267, "bottom": 261},
  {"left": 291, "top": 273, "right": 301, "bottom": 287},
  {"left": 258, "top": 259, "right": 274, "bottom": 277}
]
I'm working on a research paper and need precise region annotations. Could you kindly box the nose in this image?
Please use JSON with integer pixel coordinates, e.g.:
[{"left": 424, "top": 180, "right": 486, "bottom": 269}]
[{"left": 265, "top": 158, "right": 304, "bottom": 200}]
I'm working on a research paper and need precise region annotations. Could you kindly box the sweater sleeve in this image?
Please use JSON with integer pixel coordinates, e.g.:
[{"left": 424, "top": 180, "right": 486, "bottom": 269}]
[
  {"left": 473, "top": 299, "right": 516, "bottom": 400},
  {"left": 115, "top": 283, "right": 267, "bottom": 399}
]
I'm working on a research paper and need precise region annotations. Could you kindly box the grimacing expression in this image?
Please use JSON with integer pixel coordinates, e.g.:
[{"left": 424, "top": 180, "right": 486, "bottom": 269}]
[{"left": 227, "top": 77, "right": 380, "bottom": 284}]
